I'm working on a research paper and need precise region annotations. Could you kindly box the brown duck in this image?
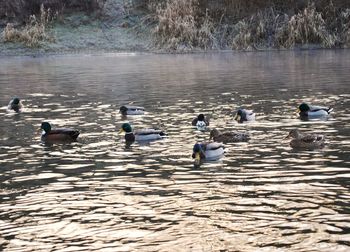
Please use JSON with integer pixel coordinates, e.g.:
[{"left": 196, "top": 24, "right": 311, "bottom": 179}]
[
  {"left": 209, "top": 128, "right": 250, "bottom": 143},
  {"left": 286, "top": 129, "right": 325, "bottom": 149}
]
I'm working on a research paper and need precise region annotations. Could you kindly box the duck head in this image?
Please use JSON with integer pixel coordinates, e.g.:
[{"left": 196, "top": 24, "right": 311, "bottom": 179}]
[
  {"left": 192, "top": 143, "right": 205, "bottom": 164},
  {"left": 286, "top": 129, "right": 301, "bottom": 139},
  {"left": 119, "top": 123, "right": 135, "bottom": 143},
  {"left": 234, "top": 109, "right": 245, "bottom": 122},
  {"left": 12, "top": 97, "right": 20, "bottom": 105},
  {"left": 119, "top": 123, "right": 133, "bottom": 133},
  {"left": 298, "top": 103, "right": 310, "bottom": 113},
  {"left": 41, "top": 122, "right": 52, "bottom": 133},
  {"left": 209, "top": 128, "right": 220, "bottom": 140},
  {"left": 120, "top": 106, "right": 128, "bottom": 116},
  {"left": 197, "top": 114, "right": 205, "bottom": 121}
]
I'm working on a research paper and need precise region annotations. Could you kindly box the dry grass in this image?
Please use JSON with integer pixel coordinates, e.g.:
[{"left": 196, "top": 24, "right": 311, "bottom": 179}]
[
  {"left": 153, "top": 0, "right": 215, "bottom": 50},
  {"left": 231, "top": 8, "right": 286, "bottom": 50},
  {"left": 230, "top": 2, "right": 350, "bottom": 50},
  {"left": 3, "top": 5, "right": 55, "bottom": 47},
  {"left": 276, "top": 3, "right": 335, "bottom": 48},
  {"left": 150, "top": 0, "right": 350, "bottom": 50},
  {"left": 2, "top": 0, "right": 350, "bottom": 50},
  {"left": 1, "top": 0, "right": 106, "bottom": 22},
  {"left": 339, "top": 9, "right": 350, "bottom": 47}
]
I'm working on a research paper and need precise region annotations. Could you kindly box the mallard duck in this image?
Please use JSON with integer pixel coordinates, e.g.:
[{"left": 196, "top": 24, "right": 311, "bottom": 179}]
[
  {"left": 285, "top": 129, "right": 325, "bottom": 149},
  {"left": 191, "top": 114, "right": 210, "bottom": 130},
  {"left": 297, "top": 103, "right": 333, "bottom": 119},
  {"left": 8, "top": 97, "right": 23, "bottom": 112},
  {"left": 41, "top": 122, "right": 80, "bottom": 142},
  {"left": 210, "top": 128, "right": 250, "bottom": 143},
  {"left": 119, "top": 123, "right": 165, "bottom": 142},
  {"left": 234, "top": 109, "right": 255, "bottom": 123},
  {"left": 119, "top": 105, "right": 145, "bottom": 116},
  {"left": 192, "top": 142, "right": 224, "bottom": 164}
]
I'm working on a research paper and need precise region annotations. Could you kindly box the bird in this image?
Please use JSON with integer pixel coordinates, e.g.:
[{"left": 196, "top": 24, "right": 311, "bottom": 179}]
[
  {"left": 285, "top": 129, "right": 325, "bottom": 149},
  {"left": 192, "top": 142, "right": 224, "bottom": 165},
  {"left": 234, "top": 109, "right": 255, "bottom": 123},
  {"left": 191, "top": 114, "right": 210, "bottom": 130},
  {"left": 297, "top": 103, "right": 333, "bottom": 119},
  {"left": 8, "top": 97, "right": 23, "bottom": 112},
  {"left": 119, "top": 123, "right": 165, "bottom": 142},
  {"left": 209, "top": 128, "right": 250, "bottom": 143},
  {"left": 40, "top": 122, "right": 80, "bottom": 142},
  {"left": 119, "top": 105, "right": 145, "bottom": 116}
]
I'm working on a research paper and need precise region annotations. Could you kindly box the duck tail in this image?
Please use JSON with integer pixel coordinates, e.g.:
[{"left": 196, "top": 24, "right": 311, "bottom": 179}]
[
  {"left": 327, "top": 107, "right": 333, "bottom": 114},
  {"left": 159, "top": 131, "right": 166, "bottom": 137},
  {"left": 71, "top": 131, "right": 80, "bottom": 140}
]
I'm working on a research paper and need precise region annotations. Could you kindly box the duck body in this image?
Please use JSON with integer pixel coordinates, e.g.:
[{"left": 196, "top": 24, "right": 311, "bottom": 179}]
[
  {"left": 134, "top": 129, "right": 165, "bottom": 141},
  {"left": 120, "top": 123, "right": 165, "bottom": 142},
  {"left": 298, "top": 103, "right": 332, "bottom": 119},
  {"left": 192, "top": 142, "right": 224, "bottom": 164},
  {"left": 286, "top": 129, "right": 325, "bottom": 149},
  {"left": 210, "top": 128, "right": 250, "bottom": 143},
  {"left": 192, "top": 114, "right": 210, "bottom": 130},
  {"left": 41, "top": 122, "right": 79, "bottom": 142},
  {"left": 120, "top": 105, "right": 145, "bottom": 115},
  {"left": 234, "top": 109, "right": 255, "bottom": 123},
  {"left": 8, "top": 97, "right": 23, "bottom": 112}
]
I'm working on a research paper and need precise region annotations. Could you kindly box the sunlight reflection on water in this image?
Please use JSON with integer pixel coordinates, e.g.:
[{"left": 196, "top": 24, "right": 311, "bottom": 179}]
[{"left": 0, "top": 50, "right": 349, "bottom": 251}]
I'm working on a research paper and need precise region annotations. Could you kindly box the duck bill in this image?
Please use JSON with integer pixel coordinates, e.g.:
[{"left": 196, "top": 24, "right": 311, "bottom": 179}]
[
  {"left": 194, "top": 152, "right": 201, "bottom": 164},
  {"left": 295, "top": 108, "right": 301, "bottom": 114},
  {"left": 118, "top": 129, "right": 125, "bottom": 134},
  {"left": 234, "top": 114, "right": 241, "bottom": 122},
  {"left": 284, "top": 134, "right": 291, "bottom": 139}
]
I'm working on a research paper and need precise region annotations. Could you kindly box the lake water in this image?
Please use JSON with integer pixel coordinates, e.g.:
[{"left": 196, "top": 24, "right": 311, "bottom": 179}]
[{"left": 0, "top": 50, "right": 349, "bottom": 251}]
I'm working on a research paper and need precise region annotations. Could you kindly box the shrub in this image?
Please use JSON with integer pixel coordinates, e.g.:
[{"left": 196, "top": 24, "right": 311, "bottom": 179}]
[
  {"left": 3, "top": 4, "right": 55, "bottom": 47},
  {"left": 339, "top": 9, "right": 350, "bottom": 47},
  {"left": 231, "top": 8, "right": 287, "bottom": 50},
  {"left": 276, "top": 3, "right": 335, "bottom": 48},
  {"left": 153, "top": 0, "right": 215, "bottom": 50},
  {"left": 0, "top": 0, "right": 106, "bottom": 22}
]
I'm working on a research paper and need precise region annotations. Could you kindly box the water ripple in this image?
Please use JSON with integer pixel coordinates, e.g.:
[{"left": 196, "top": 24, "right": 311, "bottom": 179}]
[{"left": 0, "top": 51, "right": 349, "bottom": 251}]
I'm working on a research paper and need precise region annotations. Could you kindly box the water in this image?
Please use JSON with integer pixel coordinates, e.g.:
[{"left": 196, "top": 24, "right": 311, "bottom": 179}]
[{"left": 0, "top": 50, "right": 349, "bottom": 251}]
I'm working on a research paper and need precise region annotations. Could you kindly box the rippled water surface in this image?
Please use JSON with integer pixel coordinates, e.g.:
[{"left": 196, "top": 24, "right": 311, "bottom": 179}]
[{"left": 0, "top": 51, "right": 350, "bottom": 251}]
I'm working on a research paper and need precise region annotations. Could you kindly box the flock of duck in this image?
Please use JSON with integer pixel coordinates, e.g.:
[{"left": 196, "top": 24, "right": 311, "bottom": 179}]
[{"left": 8, "top": 97, "right": 333, "bottom": 165}]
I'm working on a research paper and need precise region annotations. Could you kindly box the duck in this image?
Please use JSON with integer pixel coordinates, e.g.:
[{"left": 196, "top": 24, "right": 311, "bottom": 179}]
[
  {"left": 41, "top": 122, "right": 80, "bottom": 142},
  {"left": 234, "top": 109, "right": 255, "bottom": 123},
  {"left": 285, "top": 129, "right": 325, "bottom": 149},
  {"left": 210, "top": 128, "right": 250, "bottom": 143},
  {"left": 297, "top": 103, "right": 333, "bottom": 119},
  {"left": 191, "top": 114, "right": 210, "bottom": 130},
  {"left": 119, "top": 105, "right": 145, "bottom": 116},
  {"left": 8, "top": 97, "right": 23, "bottom": 112},
  {"left": 119, "top": 123, "right": 165, "bottom": 142},
  {"left": 192, "top": 142, "right": 225, "bottom": 165}
]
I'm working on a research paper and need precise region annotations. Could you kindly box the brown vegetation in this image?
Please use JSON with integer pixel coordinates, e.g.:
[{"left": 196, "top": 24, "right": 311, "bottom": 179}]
[
  {"left": 0, "top": 0, "right": 106, "bottom": 22},
  {"left": 1, "top": 0, "right": 350, "bottom": 51},
  {"left": 276, "top": 3, "right": 334, "bottom": 48},
  {"left": 3, "top": 5, "right": 54, "bottom": 47},
  {"left": 151, "top": 0, "right": 350, "bottom": 50},
  {"left": 153, "top": 0, "right": 215, "bottom": 50},
  {"left": 1, "top": 0, "right": 107, "bottom": 48}
]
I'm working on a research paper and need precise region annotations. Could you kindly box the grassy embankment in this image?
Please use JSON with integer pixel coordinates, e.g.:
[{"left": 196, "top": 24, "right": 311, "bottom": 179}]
[{"left": 0, "top": 0, "right": 349, "bottom": 53}]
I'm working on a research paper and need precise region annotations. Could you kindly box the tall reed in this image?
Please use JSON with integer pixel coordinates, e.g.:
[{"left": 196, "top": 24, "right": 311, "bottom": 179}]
[
  {"left": 153, "top": 0, "right": 215, "bottom": 50},
  {"left": 3, "top": 4, "right": 55, "bottom": 47}
]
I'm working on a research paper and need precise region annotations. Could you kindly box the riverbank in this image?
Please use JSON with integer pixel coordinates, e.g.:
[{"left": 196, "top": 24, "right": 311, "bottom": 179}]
[
  {"left": 0, "top": 12, "right": 154, "bottom": 56},
  {"left": 1, "top": 0, "right": 349, "bottom": 56}
]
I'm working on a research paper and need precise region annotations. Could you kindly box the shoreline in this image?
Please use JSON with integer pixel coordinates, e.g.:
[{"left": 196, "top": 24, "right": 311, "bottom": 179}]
[
  {"left": 1, "top": 45, "right": 348, "bottom": 58},
  {"left": 1, "top": 2, "right": 349, "bottom": 58}
]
